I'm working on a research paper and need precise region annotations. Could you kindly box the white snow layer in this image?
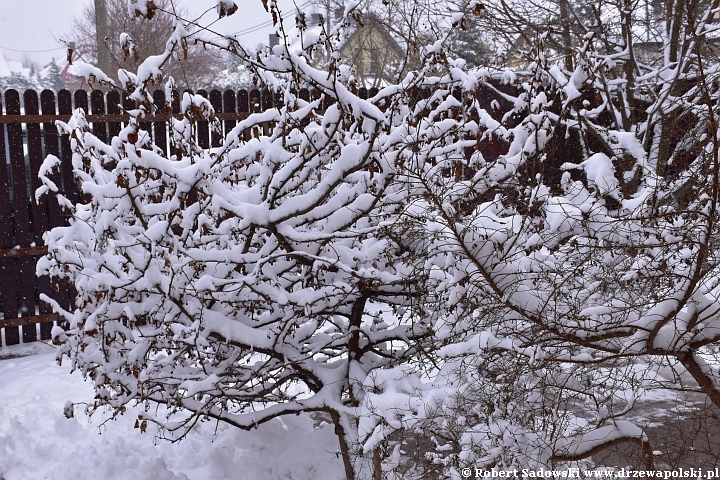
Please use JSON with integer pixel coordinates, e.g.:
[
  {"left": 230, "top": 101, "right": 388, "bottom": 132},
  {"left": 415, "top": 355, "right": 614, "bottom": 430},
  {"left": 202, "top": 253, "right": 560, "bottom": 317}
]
[{"left": 0, "top": 347, "right": 343, "bottom": 480}]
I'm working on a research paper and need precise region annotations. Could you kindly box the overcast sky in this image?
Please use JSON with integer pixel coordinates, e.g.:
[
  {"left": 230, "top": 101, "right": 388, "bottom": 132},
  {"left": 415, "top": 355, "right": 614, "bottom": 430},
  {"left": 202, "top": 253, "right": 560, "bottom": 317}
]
[{"left": 0, "top": 0, "right": 300, "bottom": 67}]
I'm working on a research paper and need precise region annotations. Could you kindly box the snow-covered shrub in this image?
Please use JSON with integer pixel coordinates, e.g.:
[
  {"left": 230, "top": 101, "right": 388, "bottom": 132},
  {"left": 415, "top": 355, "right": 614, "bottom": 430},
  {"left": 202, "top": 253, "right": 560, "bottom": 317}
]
[
  {"left": 37, "top": 2, "right": 450, "bottom": 479},
  {"left": 37, "top": 0, "right": 720, "bottom": 477},
  {"left": 389, "top": 13, "right": 720, "bottom": 474}
]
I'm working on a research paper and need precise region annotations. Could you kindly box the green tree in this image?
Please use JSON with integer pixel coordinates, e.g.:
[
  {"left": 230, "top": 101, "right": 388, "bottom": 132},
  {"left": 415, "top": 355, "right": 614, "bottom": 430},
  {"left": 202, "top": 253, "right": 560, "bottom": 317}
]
[
  {"left": 43, "top": 59, "right": 66, "bottom": 92},
  {"left": 449, "top": 16, "right": 494, "bottom": 68}
]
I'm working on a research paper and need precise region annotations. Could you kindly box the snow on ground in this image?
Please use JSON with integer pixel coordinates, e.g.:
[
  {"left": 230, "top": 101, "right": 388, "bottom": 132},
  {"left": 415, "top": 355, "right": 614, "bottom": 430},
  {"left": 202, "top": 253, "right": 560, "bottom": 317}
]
[{"left": 0, "top": 344, "right": 343, "bottom": 480}]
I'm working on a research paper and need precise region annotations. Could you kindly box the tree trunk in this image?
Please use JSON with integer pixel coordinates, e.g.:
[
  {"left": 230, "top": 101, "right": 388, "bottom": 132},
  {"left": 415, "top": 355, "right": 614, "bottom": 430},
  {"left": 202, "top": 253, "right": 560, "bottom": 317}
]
[
  {"left": 666, "top": 0, "right": 685, "bottom": 64},
  {"left": 330, "top": 410, "right": 356, "bottom": 480},
  {"left": 373, "top": 447, "right": 383, "bottom": 480}
]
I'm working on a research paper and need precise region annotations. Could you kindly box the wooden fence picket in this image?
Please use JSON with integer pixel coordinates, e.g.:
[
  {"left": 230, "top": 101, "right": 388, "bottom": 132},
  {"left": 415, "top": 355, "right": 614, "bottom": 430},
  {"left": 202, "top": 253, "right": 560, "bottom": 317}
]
[
  {"left": 152, "top": 90, "right": 168, "bottom": 155},
  {"left": 25, "top": 90, "right": 52, "bottom": 341},
  {"left": 238, "top": 89, "right": 250, "bottom": 141},
  {"left": 210, "top": 90, "right": 223, "bottom": 148},
  {"left": 73, "top": 90, "right": 89, "bottom": 123},
  {"left": 0, "top": 86, "right": 353, "bottom": 346},
  {"left": 5, "top": 90, "right": 33, "bottom": 344},
  {"left": 58, "top": 90, "right": 78, "bottom": 206},
  {"left": 40, "top": 90, "right": 66, "bottom": 337},
  {"left": 91, "top": 90, "right": 108, "bottom": 145},
  {"left": 196, "top": 89, "right": 210, "bottom": 149},
  {"left": 169, "top": 89, "right": 181, "bottom": 159},
  {"left": 222, "top": 89, "right": 237, "bottom": 140},
  {"left": 107, "top": 90, "right": 123, "bottom": 140},
  {"left": 0, "top": 92, "right": 19, "bottom": 345}
]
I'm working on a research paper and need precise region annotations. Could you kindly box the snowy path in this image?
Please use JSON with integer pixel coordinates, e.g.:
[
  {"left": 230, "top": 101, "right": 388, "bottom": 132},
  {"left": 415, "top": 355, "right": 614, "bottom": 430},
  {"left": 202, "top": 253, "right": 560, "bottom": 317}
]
[
  {"left": 592, "top": 392, "right": 720, "bottom": 469},
  {"left": 0, "top": 344, "right": 343, "bottom": 480},
  {"left": 3, "top": 344, "right": 717, "bottom": 478}
]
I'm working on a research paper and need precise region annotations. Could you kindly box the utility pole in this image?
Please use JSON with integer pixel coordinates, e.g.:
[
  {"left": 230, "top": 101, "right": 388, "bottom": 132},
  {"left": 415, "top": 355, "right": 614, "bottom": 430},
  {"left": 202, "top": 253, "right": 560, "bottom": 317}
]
[
  {"left": 95, "top": 0, "right": 111, "bottom": 74},
  {"left": 326, "top": 0, "right": 331, "bottom": 63},
  {"left": 322, "top": 0, "right": 333, "bottom": 64},
  {"left": 325, "top": 0, "right": 331, "bottom": 33},
  {"left": 558, "top": 0, "right": 573, "bottom": 71}
]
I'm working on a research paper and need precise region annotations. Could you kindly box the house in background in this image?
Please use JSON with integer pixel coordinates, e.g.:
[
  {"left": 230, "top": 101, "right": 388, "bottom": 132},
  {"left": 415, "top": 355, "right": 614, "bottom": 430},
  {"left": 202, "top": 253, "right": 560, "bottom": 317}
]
[
  {"left": 290, "top": 6, "right": 494, "bottom": 87},
  {"left": 0, "top": 48, "right": 84, "bottom": 93},
  {"left": 0, "top": 48, "right": 43, "bottom": 93},
  {"left": 292, "top": 9, "right": 405, "bottom": 89},
  {"left": 39, "top": 51, "right": 84, "bottom": 91},
  {"left": 336, "top": 13, "right": 404, "bottom": 88},
  {"left": 0, "top": 49, "right": 30, "bottom": 78},
  {"left": 0, "top": 50, "right": 25, "bottom": 77}
]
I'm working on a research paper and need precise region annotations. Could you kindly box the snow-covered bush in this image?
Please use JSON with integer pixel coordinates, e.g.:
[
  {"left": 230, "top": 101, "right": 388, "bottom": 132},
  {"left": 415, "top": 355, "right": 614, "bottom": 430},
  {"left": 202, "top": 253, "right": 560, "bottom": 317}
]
[
  {"left": 38, "top": 0, "right": 720, "bottom": 478},
  {"left": 38, "top": 1, "right": 444, "bottom": 479},
  {"left": 385, "top": 12, "right": 720, "bottom": 475}
]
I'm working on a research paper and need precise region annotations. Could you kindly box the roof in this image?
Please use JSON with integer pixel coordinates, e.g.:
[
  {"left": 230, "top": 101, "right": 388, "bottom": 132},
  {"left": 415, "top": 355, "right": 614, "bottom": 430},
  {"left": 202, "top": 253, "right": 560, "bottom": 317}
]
[
  {"left": 337, "top": 13, "right": 404, "bottom": 57},
  {"left": 0, "top": 49, "right": 28, "bottom": 77},
  {"left": 39, "top": 52, "right": 83, "bottom": 84}
]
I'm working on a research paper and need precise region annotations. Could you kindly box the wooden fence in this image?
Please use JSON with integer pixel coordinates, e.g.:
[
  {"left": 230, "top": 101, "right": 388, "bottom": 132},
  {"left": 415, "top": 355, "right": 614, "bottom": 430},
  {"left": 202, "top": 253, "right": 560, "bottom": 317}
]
[{"left": 0, "top": 86, "right": 387, "bottom": 347}]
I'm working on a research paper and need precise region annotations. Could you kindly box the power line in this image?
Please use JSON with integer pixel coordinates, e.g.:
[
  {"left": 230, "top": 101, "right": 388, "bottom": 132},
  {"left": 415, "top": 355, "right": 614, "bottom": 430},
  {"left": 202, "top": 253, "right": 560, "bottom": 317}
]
[
  {"left": 0, "top": 1, "right": 313, "bottom": 54},
  {"left": 0, "top": 45, "right": 65, "bottom": 54},
  {"left": 201, "top": 3, "right": 310, "bottom": 43},
  {"left": 225, "top": 1, "right": 313, "bottom": 37}
]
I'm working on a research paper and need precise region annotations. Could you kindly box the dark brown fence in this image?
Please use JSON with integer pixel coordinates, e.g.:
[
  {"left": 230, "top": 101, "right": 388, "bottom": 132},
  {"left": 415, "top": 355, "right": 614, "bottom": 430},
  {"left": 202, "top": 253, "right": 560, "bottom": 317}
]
[{"left": 0, "top": 86, "right": 380, "bottom": 347}]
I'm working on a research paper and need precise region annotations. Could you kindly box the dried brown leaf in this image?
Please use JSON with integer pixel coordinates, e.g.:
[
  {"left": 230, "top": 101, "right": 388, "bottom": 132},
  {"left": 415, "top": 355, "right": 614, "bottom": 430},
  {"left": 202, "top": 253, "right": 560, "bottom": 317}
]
[
  {"left": 472, "top": 2, "right": 486, "bottom": 17},
  {"left": 218, "top": 1, "right": 238, "bottom": 18}
]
